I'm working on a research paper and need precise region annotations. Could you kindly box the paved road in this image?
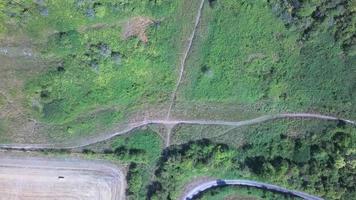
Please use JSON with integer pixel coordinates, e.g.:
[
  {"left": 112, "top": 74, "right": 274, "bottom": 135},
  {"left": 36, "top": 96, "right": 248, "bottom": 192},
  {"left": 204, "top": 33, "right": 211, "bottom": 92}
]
[
  {"left": 182, "top": 179, "right": 324, "bottom": 200},
  {"left": 0, "top": 113, "right": 354, "bottom": 150}
]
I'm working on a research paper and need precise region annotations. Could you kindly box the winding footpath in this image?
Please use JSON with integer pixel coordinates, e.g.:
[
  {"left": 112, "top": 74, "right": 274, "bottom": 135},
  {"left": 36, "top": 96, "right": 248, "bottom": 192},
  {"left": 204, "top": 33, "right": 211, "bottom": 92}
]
[
  {"left": 166, "top": 0, "right": 205, "bottom": 119},
  {"left": 182, "top": 179, "right": 323, "bottom": 200},
  {"left": 0, "top": 113, "right": 354, "bottom": 150},
  {"left": 1, "top": 1, "right": 354, "bottom": 199}
]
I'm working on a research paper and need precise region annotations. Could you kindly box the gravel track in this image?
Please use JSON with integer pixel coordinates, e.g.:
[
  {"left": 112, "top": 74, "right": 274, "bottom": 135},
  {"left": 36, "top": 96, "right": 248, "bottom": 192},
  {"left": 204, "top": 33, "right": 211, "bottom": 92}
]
[
  {"left": 1, "top": 1, "right": 352, "bottom": 199},
  {"left": 0, "top": 113, "right": 354, "bottom": 150},
  {"left": 182, "top": 179, "right": 324, "bottom": 200}
]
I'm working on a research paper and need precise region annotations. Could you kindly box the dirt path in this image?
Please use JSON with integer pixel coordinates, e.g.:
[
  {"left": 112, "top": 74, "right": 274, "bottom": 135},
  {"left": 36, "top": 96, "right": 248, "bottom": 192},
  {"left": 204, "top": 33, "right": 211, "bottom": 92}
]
[
  {"left": 0, "top": 113, "right": 354, "bottom": 150},
  {"left": 181, "top": 179, "right": 323, "bottom": 200},
  {"left": 0, "top": 156, "right": 125, "bottom": 200},
  {"left": 166, "top": 0, "right": 205, "bottom": 119}
]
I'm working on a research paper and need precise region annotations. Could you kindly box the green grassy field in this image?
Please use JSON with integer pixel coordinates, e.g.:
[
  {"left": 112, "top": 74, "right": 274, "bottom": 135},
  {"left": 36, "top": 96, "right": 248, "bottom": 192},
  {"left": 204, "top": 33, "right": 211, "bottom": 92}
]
[
  {"left": 176, "top": 0, "right": 355, "bottom": 119},
  {"left": 23, "top": 1, "right": 179, "bottom": 123},
  {"left": 0, "top": 0, "right": 202, "bottom": 142},
  {"left": 0, "top": 1, "right": 355, "bottom": 199},
  {"left": 0, "top": 0, "right": 354, "bottom": 142}
]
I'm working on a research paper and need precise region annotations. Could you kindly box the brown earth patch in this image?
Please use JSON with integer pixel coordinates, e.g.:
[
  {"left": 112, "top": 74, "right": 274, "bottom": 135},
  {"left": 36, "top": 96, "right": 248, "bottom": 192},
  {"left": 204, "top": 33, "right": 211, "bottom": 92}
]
[{"left": 122, "top": 17, "right": 154, "bottom": 43}]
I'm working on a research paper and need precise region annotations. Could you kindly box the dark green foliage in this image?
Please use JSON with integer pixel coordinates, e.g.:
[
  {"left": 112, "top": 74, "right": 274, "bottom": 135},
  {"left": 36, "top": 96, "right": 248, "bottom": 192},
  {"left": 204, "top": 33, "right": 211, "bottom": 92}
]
[
  {"left": 110, "top": 129, "right": 163, "bottom": 200},
  {"left": 268, "top": 0, "right": 356, "bottom": 55},
  {"left": 196, "top": 185, "right": 298, "bottom": 200},
  {"left": 149, "top": 139, "right": 238, "bottom": 200},
  {"left": 149, "top": 123, "right": 355, "bottom": 200}
]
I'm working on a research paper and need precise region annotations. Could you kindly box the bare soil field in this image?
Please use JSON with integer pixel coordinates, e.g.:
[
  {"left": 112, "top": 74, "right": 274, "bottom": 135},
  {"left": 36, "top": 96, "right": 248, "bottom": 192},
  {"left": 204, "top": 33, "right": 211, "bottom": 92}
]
[{"left": 0, "top": 156, "right": 125, "bottom": 200}]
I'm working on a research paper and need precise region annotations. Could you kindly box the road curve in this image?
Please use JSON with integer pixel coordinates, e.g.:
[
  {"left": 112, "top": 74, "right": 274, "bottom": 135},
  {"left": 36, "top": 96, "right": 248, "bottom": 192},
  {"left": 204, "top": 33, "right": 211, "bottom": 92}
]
[
  {"left": 0, "top": 113, "right": 354, "bottom": 150},
  {"left": 182, "top": 179, "right": 323, "bottom": 200}
]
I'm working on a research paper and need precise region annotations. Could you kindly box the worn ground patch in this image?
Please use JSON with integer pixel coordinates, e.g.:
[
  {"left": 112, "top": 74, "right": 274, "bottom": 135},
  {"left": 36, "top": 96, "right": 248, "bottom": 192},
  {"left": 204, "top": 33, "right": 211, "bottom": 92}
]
[{"left": 122, "top": 16, "right": 154, "bottom": 43}]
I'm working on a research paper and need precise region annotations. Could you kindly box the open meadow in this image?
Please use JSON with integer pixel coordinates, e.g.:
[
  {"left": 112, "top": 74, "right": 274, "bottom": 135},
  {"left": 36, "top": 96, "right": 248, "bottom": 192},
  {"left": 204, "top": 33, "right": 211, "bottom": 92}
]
[{"left": 0, "top": 1, "right": 355, "bottom": 200}]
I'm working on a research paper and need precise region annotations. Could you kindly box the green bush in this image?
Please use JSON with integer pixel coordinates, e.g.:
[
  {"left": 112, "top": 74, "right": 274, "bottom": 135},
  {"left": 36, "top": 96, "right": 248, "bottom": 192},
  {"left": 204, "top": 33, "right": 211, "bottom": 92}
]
[{"left": 149, "top": 122, "right": 355, "bottom": 200}]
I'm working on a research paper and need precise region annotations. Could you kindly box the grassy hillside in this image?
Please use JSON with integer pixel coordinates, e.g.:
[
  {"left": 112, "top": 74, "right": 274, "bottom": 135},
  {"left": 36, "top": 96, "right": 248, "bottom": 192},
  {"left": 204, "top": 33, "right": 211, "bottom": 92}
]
[
  {"left": 0, "top": 1, "right": 354, "bottom": 199},
  {"left": 0, "top": 0, "right": 201, "bottom": 142},
  {"left": 176, "top": 0, "right": 355, "bottom": 119}
]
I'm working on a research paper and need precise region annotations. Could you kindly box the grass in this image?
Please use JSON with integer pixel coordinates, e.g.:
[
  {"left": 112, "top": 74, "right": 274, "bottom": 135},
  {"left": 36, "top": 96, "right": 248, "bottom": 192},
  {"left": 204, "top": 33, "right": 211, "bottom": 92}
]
[
  {"left": 0, "top": 0, "right": 202, "bottom": 142},
  {"left": 1, "top": 1, "right": 354, "bottom": 199},
  {"left": 41, "top": 108, "right": 123, "bottom": 143},
  {"left": 171, "top": 118, "right": 353, "bottom": 149},
  {"left": 196, "top": 185, "right": 299, "bottom": 200},
  {"left": 108, "top": 128, "right": 163, "bottom": 200},
  {"left": 0, "top": 119, "right": 10, "bottom": 143},
  {"left": 0, "top": 94, "right": 5, "bottom": 108},
  {"left": 24, "top": 3, "right": 178, "bottom": 124},
  {"left": 176, "top": 0, "right": 355, "bottom": 119},
  {"left": 1, "top": 0, "right": 353, "bottom": 144},
  {"left": 171, "top": 124, "right": 231, "bottom": 145},
  {"left": 62, "top": 128, "right": 163, "bottom": 200},
  {"left": 111, "top": 129, "right": 163, "bottom": 164}
]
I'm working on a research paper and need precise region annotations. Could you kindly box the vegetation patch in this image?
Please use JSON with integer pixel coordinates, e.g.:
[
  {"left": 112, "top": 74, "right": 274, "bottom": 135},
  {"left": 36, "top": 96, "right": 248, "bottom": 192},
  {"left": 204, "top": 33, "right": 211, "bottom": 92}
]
[
  {"left": 45, "top": 108, "right": 123, "bottom": 142},
  {"left": 0, "top": 0, "right": 204, "bottom": 141},
  {"left": 196, "top": 185, "right": 298, "bottom": 200},
  {"left": 0, "top": 93, "right": 5, "bottom": 108},
  {"left": 110, "top": 129, "right": 162, "bottom": 200},
  {"left": 148, "top": 122, "right": 355, "bottom": 200},
  {"left": 178, "top": 0, "right": 355, "bottom": 118},
  {"left": 268, "top": 0, "right": 356, "bottom": 55},
  {"left": 0, "top": 1, "right": 355, "bottom": 199},
  {"left": 0, "top": 119, "right": 10, "bottom": 143}
]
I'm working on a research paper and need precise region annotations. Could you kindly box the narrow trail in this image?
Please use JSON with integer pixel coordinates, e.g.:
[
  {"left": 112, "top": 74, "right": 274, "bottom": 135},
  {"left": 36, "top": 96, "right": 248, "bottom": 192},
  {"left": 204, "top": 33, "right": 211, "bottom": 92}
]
[
  {"left": 0, "top": 113, "right": 354, "bottom": 151},
  {"left": 166, "top": 0, "right": 205, "bottom": 119},
  {"left": 164, "top": 124, "right": 175, "bottom": 147},
  {"left": 181, "top": 179, "right": 323, "bottom": 200},
  {"left": 1, "top": 2, "right": 349, "bottom": 199}
]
